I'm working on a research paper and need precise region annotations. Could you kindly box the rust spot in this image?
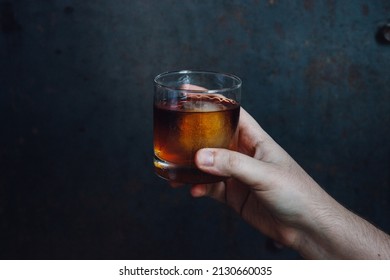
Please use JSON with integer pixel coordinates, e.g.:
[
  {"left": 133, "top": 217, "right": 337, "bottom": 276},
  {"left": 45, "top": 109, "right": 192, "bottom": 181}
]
[
  {"left": 273, "top": 22, "right": 285, "bottom": 39},
  {"left": 217, "top": 14, "right": 227, "bottom": 27},
  {"left": 348, "top": 64, "right": 365, "bottom": 91},
  {"left": 304, "top": 0, "right": 314, "bottom": 11},
  {"left": 233, "top": 10, "right": 246, "bottom": 27},
  {"left": 225, "top": 37, "right": 235, "bottom": 45},
  {"left": 326, "top": 0, "right": 336, "bottom": 14},
  {"left": 240, "top": 43, "right": 248, "bottom": 50},
  {"left": 361, "top": 4, "right": 369, "bottom": 16},
  {"left": 305, "top": 55, "right": 347, "bottom": 93}
]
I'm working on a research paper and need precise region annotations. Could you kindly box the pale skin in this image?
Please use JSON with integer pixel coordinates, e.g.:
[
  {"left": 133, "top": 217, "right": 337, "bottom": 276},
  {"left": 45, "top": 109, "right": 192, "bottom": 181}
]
[{"left": 175, "top": 107, "right": 390, "bottom": 259}]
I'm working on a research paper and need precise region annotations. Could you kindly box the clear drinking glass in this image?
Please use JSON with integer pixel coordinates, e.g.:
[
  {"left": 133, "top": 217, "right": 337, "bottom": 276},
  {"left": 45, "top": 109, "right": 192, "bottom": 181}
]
[{"left": 153, "top": 70, "right": 242, "bottom": 184}]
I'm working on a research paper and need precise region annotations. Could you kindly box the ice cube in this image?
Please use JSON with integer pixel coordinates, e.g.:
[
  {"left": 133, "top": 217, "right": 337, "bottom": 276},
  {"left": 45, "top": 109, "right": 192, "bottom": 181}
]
[
  {"left": 178, "top": 108, "right": 232, "bottom": 153},
  {"left": 182, "top": 99, "right": 225, "bottom": 112}
]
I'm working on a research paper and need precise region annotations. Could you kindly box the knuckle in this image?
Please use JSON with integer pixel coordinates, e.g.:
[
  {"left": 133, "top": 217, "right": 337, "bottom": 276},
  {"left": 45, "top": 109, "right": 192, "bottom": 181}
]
[{"left": 253, "top": 140, "right": 265, "bottom": 159}]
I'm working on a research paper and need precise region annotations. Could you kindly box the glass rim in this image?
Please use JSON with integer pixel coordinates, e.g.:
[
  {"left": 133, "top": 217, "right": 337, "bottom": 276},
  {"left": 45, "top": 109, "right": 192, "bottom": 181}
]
[{"left": 154, "top": 70, "right": 242, "bottom": 94}]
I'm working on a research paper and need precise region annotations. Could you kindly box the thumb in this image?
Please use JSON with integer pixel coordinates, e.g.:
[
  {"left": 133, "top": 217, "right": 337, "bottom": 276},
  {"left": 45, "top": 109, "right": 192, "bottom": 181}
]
[{"left": 195, "top": 148, "right": 275, "bottom": 190}]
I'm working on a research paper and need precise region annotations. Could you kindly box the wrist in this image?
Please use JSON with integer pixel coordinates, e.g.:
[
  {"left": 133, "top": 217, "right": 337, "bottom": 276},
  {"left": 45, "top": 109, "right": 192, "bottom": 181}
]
[
  {"left": 292, "top": 190, "right": 348, "bottom": 259},
  {"left": 294, "top": 194, "right": 390, "bottom": 259}
]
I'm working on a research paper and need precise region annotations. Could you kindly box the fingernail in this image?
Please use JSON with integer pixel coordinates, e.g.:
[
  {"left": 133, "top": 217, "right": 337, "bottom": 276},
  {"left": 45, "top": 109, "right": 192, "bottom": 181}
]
[{"left": 197, "top": 149, "right": 214, "bottom": 166}]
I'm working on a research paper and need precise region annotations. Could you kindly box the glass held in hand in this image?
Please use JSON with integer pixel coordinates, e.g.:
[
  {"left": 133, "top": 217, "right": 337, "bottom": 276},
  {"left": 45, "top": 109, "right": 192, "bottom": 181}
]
[{"left": 153, "top": 70, "right": 242, "bottom": 184}]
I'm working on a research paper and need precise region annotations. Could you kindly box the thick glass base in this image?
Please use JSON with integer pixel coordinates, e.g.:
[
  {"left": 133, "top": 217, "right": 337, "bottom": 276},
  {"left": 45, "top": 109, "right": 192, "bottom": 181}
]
[{"left": 154, "top": 155, "right": 225, "bottom": 184}]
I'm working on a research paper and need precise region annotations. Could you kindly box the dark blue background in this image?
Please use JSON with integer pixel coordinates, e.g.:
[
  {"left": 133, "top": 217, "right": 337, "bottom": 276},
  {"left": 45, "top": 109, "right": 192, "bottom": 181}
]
[{"left": 0, "top": 0, "right": 389, "bottom": 259}]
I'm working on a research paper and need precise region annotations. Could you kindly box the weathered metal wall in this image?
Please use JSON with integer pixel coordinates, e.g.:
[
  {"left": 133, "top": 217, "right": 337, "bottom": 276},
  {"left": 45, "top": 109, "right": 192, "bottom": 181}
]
[{"left": 0, "top": 0, "right": 389, "bottom": 259}]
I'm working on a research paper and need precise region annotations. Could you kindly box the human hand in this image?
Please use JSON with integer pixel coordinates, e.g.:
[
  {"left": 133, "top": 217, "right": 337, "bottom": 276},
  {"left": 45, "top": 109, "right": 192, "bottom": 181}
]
[
  {"left": 168, "top": 87, "right": 390, "bottom": 259},
  {"left": 190, "top": 107, "right": 336, "bottom": 251},
  {"left": 188, "top": 107, "right": 390, "bottom": 259}
]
